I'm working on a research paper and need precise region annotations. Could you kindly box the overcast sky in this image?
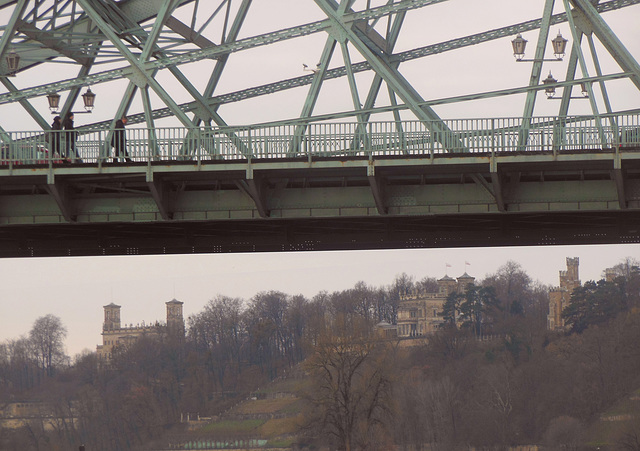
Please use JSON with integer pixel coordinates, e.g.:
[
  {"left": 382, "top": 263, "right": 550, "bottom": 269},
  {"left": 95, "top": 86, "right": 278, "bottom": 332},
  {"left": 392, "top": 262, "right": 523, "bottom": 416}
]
[
  {"left": 1, "top": 1, "right": 640, "bottom": 357},
  {"left": 1, "top": 244, "right": 638, "bottom": 357}
]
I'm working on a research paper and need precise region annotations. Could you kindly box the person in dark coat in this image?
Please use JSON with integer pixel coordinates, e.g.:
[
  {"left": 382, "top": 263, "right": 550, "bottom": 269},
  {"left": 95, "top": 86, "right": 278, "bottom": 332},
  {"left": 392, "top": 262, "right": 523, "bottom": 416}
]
[
  {"left": 50, "top": 116, "right": 62, "bottom": 157},
  {"left": 62, "top": 112, "right": 81, "bottom": 162},
  {"left": 111, "top": 116, "right": 131, "bottom": 163}
]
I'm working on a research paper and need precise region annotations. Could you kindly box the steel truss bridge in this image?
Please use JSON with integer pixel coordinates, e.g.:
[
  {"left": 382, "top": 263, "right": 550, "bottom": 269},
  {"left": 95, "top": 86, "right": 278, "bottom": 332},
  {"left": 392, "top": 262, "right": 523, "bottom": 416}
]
[{"left": 1, "top": 0, "right": 640, "bottom": 257}]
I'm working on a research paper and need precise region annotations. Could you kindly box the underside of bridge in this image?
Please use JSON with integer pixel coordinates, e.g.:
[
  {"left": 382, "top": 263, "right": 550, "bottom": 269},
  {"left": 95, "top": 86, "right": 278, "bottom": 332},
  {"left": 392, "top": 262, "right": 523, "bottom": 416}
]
[{"left": 1, "top": 210, "right": 640, "bottom": 258}]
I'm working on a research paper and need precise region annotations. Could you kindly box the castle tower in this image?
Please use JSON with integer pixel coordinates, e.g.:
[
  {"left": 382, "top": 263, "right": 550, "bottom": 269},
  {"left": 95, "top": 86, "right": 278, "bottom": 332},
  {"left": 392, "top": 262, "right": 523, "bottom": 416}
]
[
  {"left": 437, "top": 274, "right": 457, "bottom": 297},
  {"left": 103, "top": 303, "right": 121, "bottom": 331},
  {"left": 605, "top": 268, "right": 616, "bottom": 282},
  {"left": 560, "top": 257, "right": 580, "bottom": 293},
  {"left": 166, "top": 299, "right": 185, "bottom": 336},
  {"left": 457, "top": 273, "right": 475, "bottom": 293},
  {"left": 548, "top": 257, "right": 580, "bottom": 330}
]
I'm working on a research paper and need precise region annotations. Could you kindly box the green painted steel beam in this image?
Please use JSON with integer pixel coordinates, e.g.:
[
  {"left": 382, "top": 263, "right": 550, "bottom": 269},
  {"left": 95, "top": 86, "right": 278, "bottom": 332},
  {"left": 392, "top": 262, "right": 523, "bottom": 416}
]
[
  {"left": 0, "top": 145, "right": 638, "bottom": 226},
  {"left": 0, "top": 176, "right": 632, "bottom": 225},
  {"left": 0, "top": 0, "right": 439, "bottom": 105},
  {"left": 571, "top": 0, "right": 640, "bottom": 90},
  {"left": 518, "top": 0, "right": 555, "bottom": 151},
  {"left": 2, "top": 0, "right": 636, "bottom": 112}
]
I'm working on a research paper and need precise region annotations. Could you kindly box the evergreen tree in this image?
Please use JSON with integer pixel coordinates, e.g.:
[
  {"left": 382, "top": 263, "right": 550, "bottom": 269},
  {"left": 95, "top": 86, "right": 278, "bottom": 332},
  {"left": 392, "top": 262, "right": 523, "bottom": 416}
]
[{"left": 562, "top": 279, "right": 626, "bottom": 333}]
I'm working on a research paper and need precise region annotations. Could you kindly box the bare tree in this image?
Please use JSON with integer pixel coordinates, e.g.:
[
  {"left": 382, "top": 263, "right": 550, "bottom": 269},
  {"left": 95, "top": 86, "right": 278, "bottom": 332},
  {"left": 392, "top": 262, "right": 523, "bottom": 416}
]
[
  {"left": 188, "top": 295, "right": 244, "bottom": 390},
  {"left": 351, "top": 281, "right": 375, "bottom": 326},
  {"left": 29, "top": 314, "right": 67, "bottom": 378},
  {"left": 617, "top": 425, "right": 640, "bottom": 451},
  {"left": 415, "top": 276, "right": 438, "bottom": 296},
  {"left": 542, "top": 416, "right": 585, "bottom": 450},
  {"left": 302, "top": 321, "right": 395, "bottom": 451},
  {"left": 483, "top": 261, "right": 532, "bottom": 320}
]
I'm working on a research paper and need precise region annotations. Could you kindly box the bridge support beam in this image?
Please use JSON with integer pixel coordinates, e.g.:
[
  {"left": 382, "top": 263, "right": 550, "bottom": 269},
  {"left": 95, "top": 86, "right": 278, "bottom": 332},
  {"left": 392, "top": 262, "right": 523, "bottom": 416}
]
[
  {"left": 236, "top": 166, "right": 270, "bottom": 219},
  {"left": 45, "top": 173, "right": 74, "bottom": 222},
  {"left": 490, "top": 157, "right": 506, "bottom": 212},
  {"left": 367, "top": 163, "right": 387, "bottom": 215},
  {"left": 612, "top": 155, "right": 627, "bottom": 209},
  {"left": 146, "top": 171, "right": 172, "bottom": 220}
]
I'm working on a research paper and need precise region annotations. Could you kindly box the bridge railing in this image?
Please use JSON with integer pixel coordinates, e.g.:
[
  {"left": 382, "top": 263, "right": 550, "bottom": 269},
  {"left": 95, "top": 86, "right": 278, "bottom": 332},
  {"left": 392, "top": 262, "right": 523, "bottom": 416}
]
[{"left": 1, "top": 114, "right": 639, "bottom": 166}]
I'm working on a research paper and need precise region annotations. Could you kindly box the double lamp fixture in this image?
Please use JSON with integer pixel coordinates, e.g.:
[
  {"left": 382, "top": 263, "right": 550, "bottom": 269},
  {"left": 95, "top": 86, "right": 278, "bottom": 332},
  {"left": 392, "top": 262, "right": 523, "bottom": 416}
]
[{"left": 46, "top": 87, "right": 96, "bottom": 114}]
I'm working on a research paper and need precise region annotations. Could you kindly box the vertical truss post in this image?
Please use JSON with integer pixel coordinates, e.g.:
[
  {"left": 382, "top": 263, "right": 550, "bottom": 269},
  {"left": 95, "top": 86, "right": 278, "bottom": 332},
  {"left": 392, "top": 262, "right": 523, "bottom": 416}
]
[
  {"left": 518, "top": 0, "right": 555, "bottom": 152},
  {"left": 562, "top": 0, "right": 605, "bottom": 143}
]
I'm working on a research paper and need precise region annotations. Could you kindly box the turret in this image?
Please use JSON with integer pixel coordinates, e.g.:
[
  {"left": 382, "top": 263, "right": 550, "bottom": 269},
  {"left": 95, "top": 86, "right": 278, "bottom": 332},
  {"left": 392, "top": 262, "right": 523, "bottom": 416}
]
[
  {"left": 437, "top": 275, "right": 457, "bottom": 297},
  {"left": 103, "top": 303, "right": 121, "bottom": 331},
  {"left": 166, "top": 299, "right": 185, "bottom": 336}
]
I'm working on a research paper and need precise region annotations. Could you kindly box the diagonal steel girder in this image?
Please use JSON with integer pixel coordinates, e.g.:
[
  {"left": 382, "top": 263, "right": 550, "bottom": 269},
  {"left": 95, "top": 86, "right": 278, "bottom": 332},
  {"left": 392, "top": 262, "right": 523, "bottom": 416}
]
[
  {"left": 570, "top": 0, "right": 640, "bottom": 91},
  {"left": 517, "top": 0, "right": 556, "bottom": 151},
  {"left": 0, "top": 0, "right": 451, "bottom": 105},
  {"left": 0, "top": 0, "right": 27, "bottom": 73},
  {"left": 562, "top": 0, "right": 604, "bottom": 128},
  {"left": 313, "top": 0, "right": 461, "bottom": 150},
  {"left": 103, "top": 0, "right": 181, "bottom": 161},
  {"left": 75, "top": 0, "right": 195, "bottom": 127},
  {"left": 199, "top": 0, "right": 252, "bottom": 118},
  {"left": 0, "top": 0, "right": 636, "bottom": 112},
  {"left": 4, "top": 0, "right": 197, "bottom": 73}
]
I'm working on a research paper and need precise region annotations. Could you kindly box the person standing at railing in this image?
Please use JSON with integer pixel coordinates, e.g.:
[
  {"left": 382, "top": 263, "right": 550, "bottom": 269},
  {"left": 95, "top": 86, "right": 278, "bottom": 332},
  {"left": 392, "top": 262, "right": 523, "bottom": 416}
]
[
  {"left": 63, "top": 112, "right": 81, "bottom": 163},
  {"left": 111, "top": 115, "right": 131, "bottom": 163},
  {"left": 50, "top": 116, "right": 62, "bottom": 158}
]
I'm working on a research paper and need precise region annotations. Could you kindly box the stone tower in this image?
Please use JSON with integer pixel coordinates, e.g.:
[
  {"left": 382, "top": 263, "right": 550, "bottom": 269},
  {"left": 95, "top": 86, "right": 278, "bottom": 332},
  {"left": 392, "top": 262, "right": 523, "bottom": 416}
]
[
  {"left": 457, "top": 272, "right": 475, "bottom": 293},
  {"left": 437, "top": 274, "right": 457, "bottom": 297},
  {"left": 548, "top": 257, "right": 581, "bottom": 330},
  {"left": 166, "top": 299, "right": 185, "bottom": 336},
  {"left": 103, "top": 303, "right": 121, "bottom": 331},
  {"left": 560, "top": 257, "right": 580, "bottom": 293}
]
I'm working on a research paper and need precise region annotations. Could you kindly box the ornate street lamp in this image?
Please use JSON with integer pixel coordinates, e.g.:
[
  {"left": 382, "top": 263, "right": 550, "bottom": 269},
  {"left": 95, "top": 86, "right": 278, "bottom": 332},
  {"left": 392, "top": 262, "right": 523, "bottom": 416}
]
[
  {"left": 542, "top": 71, "right": 557, "bottom": 98},
  {"left": 511, "top": 34, "right": 527, "bottom": 61},
  {"left": 47, "top": 92, "right": 61, "bottom": 113},
  {"left": 81, "top": 87, "right": 96, "bottom": 112},
  {"left": 5, "top": 51, "right": 20, "bottom": 74},
  {"left": 551, "top": 31, "right": 569, "bottom": 60},
  {"left": 0, "top": 50, "right": 20, "bottom": 77}
]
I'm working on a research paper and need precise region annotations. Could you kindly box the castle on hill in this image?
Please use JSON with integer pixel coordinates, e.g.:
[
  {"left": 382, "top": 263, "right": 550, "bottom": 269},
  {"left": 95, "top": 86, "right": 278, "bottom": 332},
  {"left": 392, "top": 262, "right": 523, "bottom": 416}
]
[
  {"left": 397, "top": 271, "right": 475, "bottom": 337},
  {"left": 96, "top": 299, "right": 185, "bottom": 361},
  {"left": 397, "top": 257, "right": 608, "bottom": 336},
  {"left": 547, "top": 257, "right": 618, "bottom": 330}
]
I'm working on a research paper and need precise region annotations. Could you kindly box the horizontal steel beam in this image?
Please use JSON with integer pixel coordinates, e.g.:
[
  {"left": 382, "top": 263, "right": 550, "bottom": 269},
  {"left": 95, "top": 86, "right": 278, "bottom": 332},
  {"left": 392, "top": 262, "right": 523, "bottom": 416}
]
[{"left": 0, "top": 211, "right": 639, "bottom": 258}]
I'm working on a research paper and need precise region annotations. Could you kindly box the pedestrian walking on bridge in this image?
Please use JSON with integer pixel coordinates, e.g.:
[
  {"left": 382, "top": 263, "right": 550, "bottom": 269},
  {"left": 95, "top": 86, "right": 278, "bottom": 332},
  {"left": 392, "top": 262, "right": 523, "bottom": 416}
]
[
  {"left": 63, "top": 112, "right": 81, "bottom": 162},
  {"left": 111, "top": 116, "right": 131, "bottom": 163}
]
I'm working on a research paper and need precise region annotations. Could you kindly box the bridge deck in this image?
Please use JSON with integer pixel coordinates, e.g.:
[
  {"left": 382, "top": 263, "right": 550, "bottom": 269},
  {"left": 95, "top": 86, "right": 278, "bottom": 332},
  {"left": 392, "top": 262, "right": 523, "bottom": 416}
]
[{"left": 1, "top": 116, "right": 640, "bottom": 257}]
